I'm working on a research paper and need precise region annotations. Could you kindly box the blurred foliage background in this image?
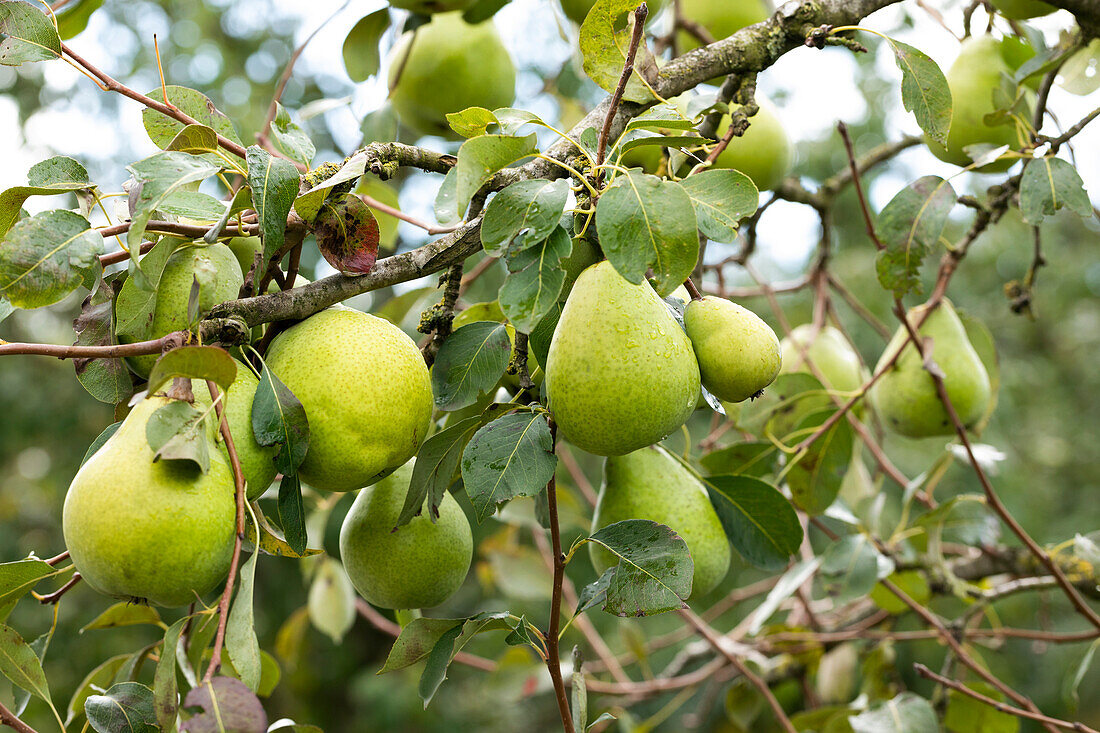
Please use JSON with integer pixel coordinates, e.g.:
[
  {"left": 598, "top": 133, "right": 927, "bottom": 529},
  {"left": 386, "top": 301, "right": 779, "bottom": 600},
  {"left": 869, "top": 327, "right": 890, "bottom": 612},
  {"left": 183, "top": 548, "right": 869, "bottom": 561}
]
[{"left": 1, "top": 0, "right": 1099, "bottom": 730}]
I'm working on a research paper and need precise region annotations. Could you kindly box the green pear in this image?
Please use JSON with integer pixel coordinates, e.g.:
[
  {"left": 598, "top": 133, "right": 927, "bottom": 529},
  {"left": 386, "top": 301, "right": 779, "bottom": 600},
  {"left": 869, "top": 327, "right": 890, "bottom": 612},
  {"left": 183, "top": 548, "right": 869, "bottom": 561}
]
[
  {"left": 387, "top": 13, "right": 516, "bottom": 138},
  {"left": 125, "top": 242, "right": 244, "bottom": 378},
  {"left": 545, "top": 261, "right": 701, "bottom": 456},
  {"left": 193, "top": 359, "right": 278, "bottom": 500},
  {"left": 590, "top": 446, "right": 730, "bottom": 598},
  {"left": 990, "top": 0, "right": 1055, "bottom": 18},
  {"left": 870, "top": 300, "right": 991, "bottom": 438},
  {"left": 712, "top": 98, "right": 792, "bottom": 192},
  {"left": 559, "top": 0, "right": 666, "bottom": 25},
  {"left": 225, "top": 236, "right": 262, "bottom": 276},
  {"left": 780, "top": 325, "right": 864, "bottom": 394},
  {"left": 62, "top": 395, "right": 236, "bottom": 607},
  {"left": 678, "top": 0, "right": 770, "bottom": 51},
  {"left": 685, "top": 296, "right": 781, "bottom": 403},
  {"left": 339, "top": 460, "right": 473, "bottom": 609},
  {"left": 266, "top": 308, "right": 433, "bottom": 491},
  {"left": 389, "top": 0, "right": 475, "bottom": 12},
  {"left": 925, "top": 37, "right": 1029, "bottom": 172}
]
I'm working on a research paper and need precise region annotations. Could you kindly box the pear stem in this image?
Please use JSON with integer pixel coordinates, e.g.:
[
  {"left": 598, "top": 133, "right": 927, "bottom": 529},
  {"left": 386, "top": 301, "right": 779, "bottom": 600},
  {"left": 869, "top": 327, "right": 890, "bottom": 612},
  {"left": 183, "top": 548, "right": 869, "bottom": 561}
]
[
  {"left": 682, "top": 277, "right": 703, "bottom": 301},
  {"left": 202, "top": 380, "right": 249, "bottom": 684},
  {"left": 544, "top": 420, "right": 575, "bottom": 733}
]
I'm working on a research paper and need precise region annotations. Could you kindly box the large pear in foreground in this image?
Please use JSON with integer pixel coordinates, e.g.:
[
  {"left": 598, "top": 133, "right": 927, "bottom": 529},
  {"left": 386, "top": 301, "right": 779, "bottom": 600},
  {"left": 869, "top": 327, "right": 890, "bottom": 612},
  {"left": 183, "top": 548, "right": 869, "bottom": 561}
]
[
  {"left": 870, "top": 300, "right": 991, "bottom": 438},
  {"left": 545, "top": 262, "right": 700, "bottom": 456},
  {"left": 266, "top": 309, "right": 433, "bottom": 492},
  {"left": 780, "top": 325, "right": 864, "bottom": 394},
  {"left": 590, "top": 446, "right": 730, "bottom": 598},
  {"left": 685, "top": 296, "right": 781, "bottom": 403},
  {"left": 63, "top": 396, "right": 236, "bottom": 607},
  {"left": 125, "top": 243, "right": 243, "bottom": 377},
  {"left": 194, "top": 359, "right": 277, "bottom": 500},
  {"left": 339, "top": 461, "right": 473, "bottom": 609},
  {"left": 387, "top": 13, "right": 515, "bottom": 138},
  {"left": 925, "top": 37, "right": 1028, "bottom": 172}
]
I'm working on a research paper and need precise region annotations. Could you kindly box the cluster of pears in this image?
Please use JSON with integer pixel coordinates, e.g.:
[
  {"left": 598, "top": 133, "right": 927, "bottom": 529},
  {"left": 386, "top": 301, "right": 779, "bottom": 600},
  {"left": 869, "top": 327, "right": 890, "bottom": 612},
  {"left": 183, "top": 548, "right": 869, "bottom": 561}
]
[{"left": 545, "top": 260, "right": 781, "bottom": 456}]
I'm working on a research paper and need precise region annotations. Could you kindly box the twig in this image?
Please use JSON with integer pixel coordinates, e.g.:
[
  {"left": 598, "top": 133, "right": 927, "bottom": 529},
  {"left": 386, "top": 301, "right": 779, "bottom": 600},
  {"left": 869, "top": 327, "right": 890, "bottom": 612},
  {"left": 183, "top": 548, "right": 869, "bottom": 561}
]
[
  {"left": 36, "top": 573, "right": 81, "bottom": 604},
  {"left": 596, "top": 4, "right": 649, "bottom": 170},
  {"left": 96, "top": 220, "right": 259, "bottom": 240},
  {"left": 1044, "top": 104, "right": 1100, "bottom": 153},
  {"left": 459, "top": 255, "right": 499, "bottom": 295},
  {"left": 836, "top": 122, "right": 882, "bottom": 250},
  {"left": 0, "top": 334, "right": 175, "bottom": 359},
  {"left": 358, "top": 193, "right": 459, "bottom": 236},
  {"left": 355, "top": 599, "right": 498, "bottom": 672},
  {"left": 914, "top": 664, "right": 1099, "bottom": 733},
  {"left": 202, "top": 378, "right": 248, "bottom": 683},
  {"left": 0, "top": 701, "right": 37, "bottom": 733},
  {"left": 43, "top": 551, "right": 69, "bottom": 567},
  {"left": 99, "top": 241, "right": 156, "bottom": 267},
  {"left": 544, "top": 420, "right": 575, "bottom": 733}
]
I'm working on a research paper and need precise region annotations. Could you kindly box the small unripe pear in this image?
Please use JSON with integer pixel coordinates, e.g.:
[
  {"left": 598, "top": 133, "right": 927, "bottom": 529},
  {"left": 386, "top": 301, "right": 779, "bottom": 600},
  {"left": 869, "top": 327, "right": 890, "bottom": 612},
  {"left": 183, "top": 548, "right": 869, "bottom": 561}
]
[
  {"left": 780, "top": 325, "right": 864, "bottom": 394},
  {"left": 339, "top": 461, "right": 473, "bottom": 609},
  {"left": 712, "top": 99, "right": 793, "bottom": 193},
  {"left": 125, "top": 243, "right": 244, "bottom": 377},
  {"left": 63, "top": 395, "right": 236, "bottom": 607},
  {"left": 870, "top": 300, "right": 991, "bottom": 438},
  {"left": 545, "top": 262, "right": 700, "bottom": 456},
  {"left": 590, "top": 446, "right": 730, "bottom": 598},
  {"left": 266, "top": 309, "right": 433, "bottom": 492},
  {"left": 684, "top": 296, "right": 781, "bottom": 403}
]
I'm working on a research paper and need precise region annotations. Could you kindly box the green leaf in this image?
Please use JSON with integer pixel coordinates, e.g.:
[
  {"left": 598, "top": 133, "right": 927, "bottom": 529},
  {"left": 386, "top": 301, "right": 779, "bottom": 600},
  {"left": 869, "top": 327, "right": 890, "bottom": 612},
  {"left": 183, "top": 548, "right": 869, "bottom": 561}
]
[
  {"left": 462, "top": 0, "right": 511, "bottom": 23},
  {"left": 142, "top": 86, "right": 243, "bottom": 153},
  {"left": 582, "top": 519, "right": 694, "bottom": 616},
  {"left": 460, "top": 411, "right": 556, "bottom": 521},
  {"left": 73, "top": 284, "right": 132, "bottom": 404},
  {"left": 314, "top": 194, "right": 380, "bottom": 274},
  {"left": 875, "top": 175, "right": 956, "bottom": 298},
  {"left": 431, "top": 322, "right": 512, "bottom": 410},
  {"left": 447, "top": 107, "right": 499, "bottom": 138},
  {"left": 885, "top": 38, "right": 952, "bottom": 145},
  {"left": 849, "top": 693, "right": 937, "bottom": 733},
  {"left": 573, "top": 567, "right": 615, "bottom": 617},
  {"left": 0, "top": 209, "right": 101, "bottom": 308},
  {"left": 166, "top": 124, "right": 219, "bottom": 154},
  {"left": 0, "top": 1, "right": 61, "bottom": 65},
  {"left": 0, "top": 559, "right": 55, "bottom": 607},
  {"left": 55, "top": 0, "right": 104, "bottom": 39},
  {"left": 528, "top": 300, "right": 562, "bottom": 367},
  {"left": 0, "top": 623, "right": 52, "bottom": 705},
  {"left": 85, "top": 682, "right": 157, "bottom": 733},
  {"left": 342, "top": 10, "right": 389, "bottom": 81},
  {"left": 278, "top": 474, "right": 307, "bottom": 556},
  {"left": 306, "top": 557, "right": 356, "bottom": 645},
  {"left": 269, "top": 103, "right": 315, "bottom": 168},
  {"left": 153, "top": 618, "right": 186, "bottom": 729},
  {"left": 579, "top": 0, "right": 657, "bottom": 103},
  {"left": 245, "top": 145, "right": 300, "bottom": 261},
  {"left": 246, "top": 511, "right": 321, "bottom": 558},
  {"left": 481, "top": 179, "right": 569, "bottom": 255},
  {"left": 699, "top": 442, "right": 775, "bottom": 478},
  {"left": 360, "top": 105, "right": 398, "bottom": 147},
  {"left": 81, "top": 604, "right": 162, "bottom": 633},
  {"left": 596, "top": 169, "right": 698, "bottom": 296},
  {"left": 113, "top": 236, "right": 182, "bottom": 339},
  {"left": 1064, "top": 638, "right": 1100, "bottom": 711},
  {"left": 0, "top": 156, "right": 92, "bottom": 235},
  {"left": 293, "top": 152, "right": 367, "bottom": 221},
  {"left": 67, "top": 655, "right": 130, "bottom": 726},
  {"left": 434, "top": 166, "right": 461, "bottom": 225},
  {"left": 126, "top": 152, "right": 221, "bottom": 251},
  {"left": 179, "top": 677, "right": 267, "bottom": 733},
  {"left": 785, "top": 408, "right": 854, "bottom": 515},
  {"left": 147, "top": 345, "right": 237, "bottom": 396},
  {"left": 499, "top": 226, "right": 572, "bottom": 333},
  {"left": 227, "top": 543, "right": 261, "bottom": 692},
  {"left": 704, "top": 475, "right": 802, "bottom": 571},
  {"left": 453, "top": 134, "right": 538, "bottom": 220},
  {"left": 398, "top": 416, "right": 484, "bottom": 526},
  {"left": 417, "top": 612, "right": 511, "bottom": 707},
  {"left": 679, "top": 169, "right": 759, "bottom": 243},
  {"left": 1059, "top": 39, "right": 1100, "bottom": 95},
  {"left": 145, "top": 400, "right": 211, "bottom": 472},
  {"left": 916, "top": 494, "right": 999, "bottom": 545},
  {"left": 945, "top": 681, "right": 1019, "bottom": 733},
  {"left": 819, "top": 534, "right": 895, "bottom": 605},
  {"left": 1019, "top": 156, "right": 1092, "bottom": 225},
  {"left": 379, "top": 617, "right": 466, "bottom": 673},
  {"left": 252, "top": 361, "right": 310, "bottom": 476}
]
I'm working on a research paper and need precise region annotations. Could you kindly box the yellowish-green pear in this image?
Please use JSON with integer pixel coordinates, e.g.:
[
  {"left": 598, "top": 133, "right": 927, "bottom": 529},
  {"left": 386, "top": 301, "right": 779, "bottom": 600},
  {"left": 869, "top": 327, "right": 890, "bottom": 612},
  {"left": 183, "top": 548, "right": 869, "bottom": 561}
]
[
  {"left": 990, "top": 0, "right": 1055, "bottom": 18},
  {"left": 780, "top": 325, "right": 864, "bottom": 394},
  {"left": 870, "top": 300, "right": 991, "bottom": 438},
  {"left": 62, "top": 395, "right": 236, "bottom": 607},
  {"left": 266, "top": 308, "right": 433, "bottom": 492},
  {"left": 678, "top": 0, "right": 770, "bottom": 51},
  {"left": 193, "top": 359, "right": 278, "bottom": 500},
  {"left": 225, "top": 236, "right": 262, "bottom": 276},
  {"left": 925, "top": 37, "right": 1030, "bottom": 172},
  {"left": 339, "top": 460, "right": 473, "bottom": 609},
  {"left": 685, "top": 296, "right": 781, "bottom": 403},
  {"left": 125, "top": 243, "right": 244, "bottom": 378},
  {"left": 387, "top": 13, "right": 516, "bottom": 138},
  {"left": 590, "top": 446, "right": 730, "bottom": 598},
  {"left": 712, "top": 99, "right": 793, "bottom": 192},
  {"left": 545, "top": 261, "right": 700, "bottom": 456}
]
